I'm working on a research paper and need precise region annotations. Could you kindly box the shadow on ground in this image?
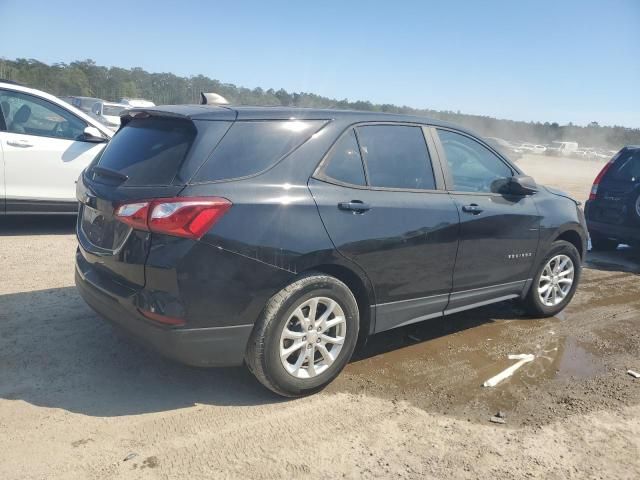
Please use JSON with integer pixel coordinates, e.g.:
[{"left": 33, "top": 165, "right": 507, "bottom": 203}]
[
  {"left": 0, "top": 285, "right": 525, "bottom": 417},
  {"left": 0, "top": 215, "right": 77, "bottom": 236},
  {"left": 586, "top": 245, "right": 640, "bottom": 274},
  {"left": 0, "top": 287, "right": 283, "bottom": 416},
  {"left": 355, "top": 300, "right": 525, "bottom": 362}
]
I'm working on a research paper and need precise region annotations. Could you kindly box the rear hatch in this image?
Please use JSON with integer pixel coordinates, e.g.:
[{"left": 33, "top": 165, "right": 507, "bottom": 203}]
[
  {"left": 592, "top": 148, "right": 640, "bottom": 226},
  {"left": 76, "top": 109, "right": 233, "bottom": 289}
]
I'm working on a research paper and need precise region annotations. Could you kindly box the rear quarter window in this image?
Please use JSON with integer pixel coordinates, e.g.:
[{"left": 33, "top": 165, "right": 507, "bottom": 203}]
[{"left": 193, "top": 120, "right": 326, "bottom": 182}]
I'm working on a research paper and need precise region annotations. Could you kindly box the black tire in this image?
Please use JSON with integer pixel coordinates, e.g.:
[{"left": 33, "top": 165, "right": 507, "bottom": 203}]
[
  {"left": 245, "top": 272, "right": 359, "bottom": 397},
  {"left": 522, "top": 240, "right": 582, "bottom": 318},
  {"left": 590, "top": 233, "right": 619, "bottom": 252}
]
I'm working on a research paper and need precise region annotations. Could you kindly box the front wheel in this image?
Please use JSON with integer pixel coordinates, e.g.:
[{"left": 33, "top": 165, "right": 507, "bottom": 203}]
[
  {"left": 245, "top": 273, "right": 359, "bottom": 397},
  {"left": 522, "top": 240, "right": 581, "bottom": 317}
]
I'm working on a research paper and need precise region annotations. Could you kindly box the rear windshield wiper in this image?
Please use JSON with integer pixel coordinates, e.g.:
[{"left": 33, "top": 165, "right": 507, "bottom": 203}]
[{"left": 92, "top": 166, "right": 129, "bottom": 182}]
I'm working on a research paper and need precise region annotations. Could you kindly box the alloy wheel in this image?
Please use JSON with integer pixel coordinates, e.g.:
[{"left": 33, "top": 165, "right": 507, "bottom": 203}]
[
  {"left": 279, "top": 297, "right": 347, "bottom": 379},
  {"left": 538, "top": 254, "right": 575, "bottom": 307}
]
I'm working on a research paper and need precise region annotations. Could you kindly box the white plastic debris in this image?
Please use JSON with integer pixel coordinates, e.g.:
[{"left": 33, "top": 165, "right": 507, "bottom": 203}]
[
  {"left": 483, "top": 354, "right": 535, "bottom": 387},
  {"left": 627, "top": 370, "right": 640, "bottom": 379}
]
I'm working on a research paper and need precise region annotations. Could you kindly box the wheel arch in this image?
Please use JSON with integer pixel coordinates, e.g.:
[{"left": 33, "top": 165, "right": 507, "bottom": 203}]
[
  {"left": 553, "top": 227, "right": 585, "bottom": 260},
  {"left": 300, "top": 262, "right": 375, "bottom": 338}
]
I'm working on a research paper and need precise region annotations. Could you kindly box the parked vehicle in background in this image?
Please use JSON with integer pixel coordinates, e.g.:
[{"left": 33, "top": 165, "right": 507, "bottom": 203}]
[
  {"left": 585, "top": 146, "right": 640, "bottom": 250},
  {"left": 484, "top": 136, "right": 522, "bottom": 161},
  {"left": 0, "top": 81, "right": 112, "bottom": 214},
  {"left": 553, "top": 141, "right": 579, "bottom": 156},
  {"left": 75, "top": 105, "right": 587, "bottom": 397},
  {"left": 91, "top": 101, "right": 130, "bottom": 130},
  {"left": 531, "top": 144, "right": 547, "bottom": 154},
  {"left": 120, "top": 98, "right": 155, "bottom": 108},
  {"left": 65, "top": 96, "right": 102, "bottom": 114}
]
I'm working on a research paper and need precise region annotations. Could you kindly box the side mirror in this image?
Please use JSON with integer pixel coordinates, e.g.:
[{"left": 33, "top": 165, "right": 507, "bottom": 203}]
[
  {"left": 492, "top": 174, "right": 538, "bottom": 196},
  {"left": 82, "top": 126, "right": 108, "bottom": 143},
  {"left": 510, "top": 175, "right": 538, "bottom": 195}
]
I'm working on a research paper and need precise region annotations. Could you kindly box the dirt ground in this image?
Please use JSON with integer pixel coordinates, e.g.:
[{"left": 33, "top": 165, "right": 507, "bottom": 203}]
[{"left": 1, "top": 155, "right": 639, "bottom": 479}]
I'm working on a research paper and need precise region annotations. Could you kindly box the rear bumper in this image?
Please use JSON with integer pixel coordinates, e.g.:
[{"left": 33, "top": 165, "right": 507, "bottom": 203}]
[
  {"left": 587, "top": 219, "right": 640, "bottom": 244},
  {"left": 75, "top": 265, "right": 253, "bottom": 367}
]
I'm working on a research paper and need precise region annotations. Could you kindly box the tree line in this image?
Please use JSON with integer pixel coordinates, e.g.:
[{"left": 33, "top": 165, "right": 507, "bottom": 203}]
[{"left": 1, "top": 57, "right": 638, "bottom": 150}]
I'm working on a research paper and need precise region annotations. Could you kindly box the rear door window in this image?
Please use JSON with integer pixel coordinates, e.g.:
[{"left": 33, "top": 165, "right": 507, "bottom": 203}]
[
  {"left": 321, "top": 129, "right": 366, "bottom": 186},
  {"left": 608, "top": 149, "right": 640, "bottom": 182},
  {"left": 193, "top": 120, "right": 326, "bottom": 182},
  {"left": 356, "top": 125, "right": 435, "bottom": 190},
  {"left": 97, "top": 117, "right": 197, "bottom": 186}
]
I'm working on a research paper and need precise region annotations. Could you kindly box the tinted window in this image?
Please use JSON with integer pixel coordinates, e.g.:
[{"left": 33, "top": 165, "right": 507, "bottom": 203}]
[
  {"left": 97, "top": 117, "right": 196, "bottom": 186},
  {"left": 0, "top": 90, "right": 86, "bottom": 140},
  {"left": 356, "top": 125, "right": 435, "bottom": 190},
  {"left": 608, "top": 149, "right": 640, "bottom": 182},
  {"left": 437, "top": 129, "right": 512, "bottom": 192},
  {"left": 322, "top": 129, "right": 366, "bottom": 185},
  {"left": 194, "top": 120, "right": 325, "bottom": 182}
]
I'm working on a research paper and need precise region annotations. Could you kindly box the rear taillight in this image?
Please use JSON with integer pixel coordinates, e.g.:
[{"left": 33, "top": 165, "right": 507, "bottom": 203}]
[
  {"left": 589, "top": 160, "right": 615, "bottom": 201},
  {"left": 114, "top": 197, "right": 231, "bottom": 240}
]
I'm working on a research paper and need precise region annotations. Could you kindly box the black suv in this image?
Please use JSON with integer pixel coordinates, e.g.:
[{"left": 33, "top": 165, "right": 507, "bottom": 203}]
[
  {"left": 585, "top": 146, "right": 640, "bottom": 250},
  {"left": 75, "top": 106, "right": 587, "bottom": 396}
]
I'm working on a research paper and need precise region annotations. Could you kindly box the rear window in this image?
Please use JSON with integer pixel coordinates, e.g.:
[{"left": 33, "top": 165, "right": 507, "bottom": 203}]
[
  {"left": 193, "top": 120, "right": 325, "bottom": 182},
  {"left": 97, "top": 117, "right": 196, "bottom": 186},
  {"left": 609, "top": 149, "right": 640, "bottom": 182}
]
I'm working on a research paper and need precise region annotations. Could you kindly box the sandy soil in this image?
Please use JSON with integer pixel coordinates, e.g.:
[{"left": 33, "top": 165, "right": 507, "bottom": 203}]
[
  {"left": 516, "top": 153, "right": 607, "bottom": 204},
  {"left": 1, "top": 158, "right": 639, "bottom": 479}
]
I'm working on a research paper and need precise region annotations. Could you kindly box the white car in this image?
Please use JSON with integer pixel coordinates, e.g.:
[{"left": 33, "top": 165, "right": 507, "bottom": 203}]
[
  {"left": 0, "top": 81, "right": 113, "bottom": 214},
  {"left": 91, "top": 101, "right": 130, "bottom": 131},
  {"left": 119, "top": 98, "right": 155, "bottom": 108}
]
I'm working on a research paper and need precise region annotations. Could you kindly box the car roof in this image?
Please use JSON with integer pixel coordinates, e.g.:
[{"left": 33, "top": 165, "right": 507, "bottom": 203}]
[{"left": 128, "top": 104, "right": 468, "bottom": 130}]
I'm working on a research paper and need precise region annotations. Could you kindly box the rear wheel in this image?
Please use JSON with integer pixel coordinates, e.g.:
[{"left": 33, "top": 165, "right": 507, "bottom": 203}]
[
  {"left": 523, "top": 240, "right": 581, "bottom": 317},
  {"left": 590, "top": 233, "right": 619, "bottom": 251},
  {"left": 245, "top": 273, "right": 359, "bottom": 397}
]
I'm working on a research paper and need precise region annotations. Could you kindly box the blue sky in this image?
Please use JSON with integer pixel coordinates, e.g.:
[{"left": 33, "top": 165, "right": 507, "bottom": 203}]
[{"left": 1, "top": 0, "right": 638, "bottom": 127}]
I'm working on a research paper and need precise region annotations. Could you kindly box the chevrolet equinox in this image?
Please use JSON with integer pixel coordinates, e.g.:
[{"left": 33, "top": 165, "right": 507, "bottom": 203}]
[{"left": 75, "top": 106, "right": 587, "bottom": 396}]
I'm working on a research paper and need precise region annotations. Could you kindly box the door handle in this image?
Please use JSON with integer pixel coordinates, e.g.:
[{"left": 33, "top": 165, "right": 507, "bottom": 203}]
[
  {"left": 338, "top": 200, "right": 371, "bottom": 213},
  {"left": 462, "top": 203, "right": 483, "bottom": 215},
  {"left": 7, "top": 139, "right": 34, "bottom": 148}
]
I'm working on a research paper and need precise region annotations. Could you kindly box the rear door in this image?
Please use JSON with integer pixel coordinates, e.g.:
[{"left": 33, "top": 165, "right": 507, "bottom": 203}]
[
  {"left": 595, "top": 148, "right": 640, "bottom": 227},
  {"left": 309, "top": 124, "right": 460, "bottom": 333},
  {"left": 0, "top": 89, "right": 105, "bottom": 212},
  {"left": 433, "top": 128, "right": 540, "bottom": 312}
]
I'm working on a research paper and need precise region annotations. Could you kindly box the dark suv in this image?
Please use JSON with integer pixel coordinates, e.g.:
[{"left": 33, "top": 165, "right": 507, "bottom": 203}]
[
  {"left": 75, "top": 106, "right": 587, "bottom": 396},
  {"left": 585, "top": 146, "right": 640, "bottom": 250}
]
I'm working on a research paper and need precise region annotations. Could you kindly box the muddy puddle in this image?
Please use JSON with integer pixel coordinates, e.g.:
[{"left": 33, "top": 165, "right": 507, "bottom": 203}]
[{"left": 330, "top": 302, "right": 609, "bottom": 423}]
